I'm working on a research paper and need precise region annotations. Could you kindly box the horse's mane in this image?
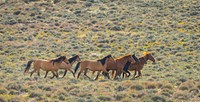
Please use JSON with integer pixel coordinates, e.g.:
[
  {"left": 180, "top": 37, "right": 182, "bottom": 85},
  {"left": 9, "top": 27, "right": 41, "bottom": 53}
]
[
  {"left": 68, "top": 55, "right": 79, "bottom": 64},
  {"left": 51, "top": 56, "right": 66, "bottom": 65},
  {"left": 132, "top": 54, "right": 139, "bottom": 62},
  {"left": 115, "top": 54, "right": 131, "bottom": 60},
  {"left": 98, "top": 55, "right": 112, "bottom": 66}
]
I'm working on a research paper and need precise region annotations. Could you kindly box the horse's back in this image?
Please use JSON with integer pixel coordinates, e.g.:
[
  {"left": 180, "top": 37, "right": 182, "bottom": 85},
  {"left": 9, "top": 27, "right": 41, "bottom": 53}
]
[{"left": 81, "top": 60, "right": 103, "bottom": 71}]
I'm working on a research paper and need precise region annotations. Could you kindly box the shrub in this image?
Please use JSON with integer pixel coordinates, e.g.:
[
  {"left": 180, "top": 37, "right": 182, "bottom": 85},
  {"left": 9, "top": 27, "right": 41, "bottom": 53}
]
[
  {"left": 9, "top": 90, "right": 19, "bottom": 95},
  {"left": 29, "top": 92, "right": 42, "bottom": 98},
  {"left": 114, "top": 94, "right": 126, "bottom": 101},
  {"left": 151, "top": 95, "right": 166, "bottom": 102},
  {"left": 115, "top": 86, "right": 126, "bottom": 91},
  {"left": 66, "top": 0, "right": 77, "bottom": 4},
  {"left": 173, "top": 91, "right": 189, "bottom": 100},
  {"left": 189, "top": 88, "right": 199, "bottom": 97},
  {"left": 130, "top": 84, "right": 144, "bottom": 91},
  {"left": 13, "top": 11, "right": 21, "bottom": 15},
  {"left": 98, "top": 96, "right": 112, "bottom": 101},
  {"left": 179, "top": 86, "right": 188, "bottom": 90},
  {"left": 0, "top": 97, "right": 5, "bottom": 102},
  {"left": 145, "top": 83, "right": 157, "bottom": 89},
  {"left": 43, "top": 86, "right": 52, "bottom": 91},
  {"left": 0, "top": 89, "right": 7, "bottom": 94},
  {"left": 162, "top": 84, "right": 173, "bottom": 90},
  {"left": 7, "top": 83, "right": 21, "bottom": 91},
  {"left": 161, "top": 89, "right": 174, "bottom": 97}
]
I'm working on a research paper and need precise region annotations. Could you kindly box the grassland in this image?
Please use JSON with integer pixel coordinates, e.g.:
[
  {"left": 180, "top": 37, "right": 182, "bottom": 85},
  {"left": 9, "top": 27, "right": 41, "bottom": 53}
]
[{"left": 0, "top": 0, "right": 200, "bottom": 101}]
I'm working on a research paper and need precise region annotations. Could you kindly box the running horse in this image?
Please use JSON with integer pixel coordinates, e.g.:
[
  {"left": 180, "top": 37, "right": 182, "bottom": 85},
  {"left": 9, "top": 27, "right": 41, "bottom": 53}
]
[
  {"left": 74, "top": 55, "right": 115, "bottom": 80},
  {"left": 93, "top": 54, "right": 139, "bottom": 79},
  {"left": 24, "top": 56, "right": 69, "bottom": 79},
  {"left": 123, "top": 52, "right": 155, "bottom": 78},
  {"left": 110, "top": 54, "right": 139, "bottom": 79},
  {"left": 44, "top": 55, "right": 81, "bottom": 78}
]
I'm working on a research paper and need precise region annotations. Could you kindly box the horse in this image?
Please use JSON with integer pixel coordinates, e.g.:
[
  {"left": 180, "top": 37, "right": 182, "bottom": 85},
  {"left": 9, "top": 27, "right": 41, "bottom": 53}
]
[
  {"left": 122, "top": 52, "right": 155, "bottom": 78},
  {"left": 74, "top": 55, "right": 115, "bottom": 80},
  {"left": 24, "top": 56, "right": 69, "bottom": 79},
  {"left": 109, "top": 54, "right": 139, "bottom": 79},
  {"left": 44, "top": 55, "right": 81, "bottom": 78},
  {"left": 92, "top": 54, "right": 139, "bottom": 79}
]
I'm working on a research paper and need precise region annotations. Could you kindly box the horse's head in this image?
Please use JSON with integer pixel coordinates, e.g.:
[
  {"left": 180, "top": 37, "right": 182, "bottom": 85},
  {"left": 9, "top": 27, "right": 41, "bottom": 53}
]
[
  {"left": 75, "top": 55, "right": 81, "bottom": 62},
  {"left": 107, "top": 54, "right": 115, "bottom": 63},
  {"left": 98, "top": 54, "right": 114, "bottom": 66},
  {"left": 146, "top": 53, "right": 155, "bottom": 63}
]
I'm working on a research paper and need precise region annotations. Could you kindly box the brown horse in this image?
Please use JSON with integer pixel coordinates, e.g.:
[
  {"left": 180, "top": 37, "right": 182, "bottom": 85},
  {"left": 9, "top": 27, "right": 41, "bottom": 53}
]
[
  {"left": 109, "top": 54, "right": 139, "bottom": 79},
  {"left": 44, "top": 55, "right": 81, "bottom": 78},
  {"left": 123, "top": 52, "right": 156, "bottom": 78},
  {"left": 74, "top": 55, "right": 115, "bottom": 80},
  {"left": 92, "top": 54, "right": 139, "bottom": 79},
  {"left": 24, "top": 56, "right": 68, "bottom": 79}
]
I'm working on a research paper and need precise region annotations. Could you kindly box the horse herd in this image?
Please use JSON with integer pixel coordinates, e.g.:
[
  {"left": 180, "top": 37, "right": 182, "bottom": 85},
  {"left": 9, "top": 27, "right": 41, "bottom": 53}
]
[{"left": 24, "top": 52, "right": 155, "bottom": 80}]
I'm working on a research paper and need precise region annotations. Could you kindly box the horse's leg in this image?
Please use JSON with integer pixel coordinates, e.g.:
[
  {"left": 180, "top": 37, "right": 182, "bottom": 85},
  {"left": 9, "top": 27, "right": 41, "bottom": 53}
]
[
  {"left": 44, "top": 71, "right": 49, "bottom": 78},
  {"left": 137, "top": 70, "right": 142, "bottom": 78},
  {"left": 77, "top": 69, "right": 83, "bottom": 79},
  {"left": 127, "top": 70, "right": 131, "bottom": 77},
  {"left": 92, "top": 71, "right": 95, "bottom": 75},
  {"left": 55, "top": 70, "right": 59, "bottom": 78},
  {"left": 111, "top": 70, "right": 115, "bottom": 78},
  {"left": 94, "top": 71, "right": 101, "bottom": 80},
  {"left": 103, "top": 71, "right": 110, "bottom": 79},
  {"left": 84, "top": 69, "right": 91, "bottom": 79},
  {"left": 69, "top": 69, "right": 75, "bottom": 78},
  {"left": 114, "top": 70, "right": 118, "bottom": 80},
  {"left": 50, "top": 71, "right": 56, "bottom": 79},
  {"left": 122, "top": 72, "right": 125, "bottom": 78},
  {"left": 37, "top": 70, "right": 40, "bottom": 77},
  {"left": 62, "top": 70, "right": 67, "bottom": 78},
  {"left": 30, "top": 69, "right": 37, "bottom": 77}
]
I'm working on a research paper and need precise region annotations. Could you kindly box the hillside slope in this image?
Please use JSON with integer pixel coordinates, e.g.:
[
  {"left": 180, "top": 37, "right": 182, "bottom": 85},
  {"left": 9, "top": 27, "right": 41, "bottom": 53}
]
[{"left": 0, "top": 0, "right": 200, "bottom": 101}]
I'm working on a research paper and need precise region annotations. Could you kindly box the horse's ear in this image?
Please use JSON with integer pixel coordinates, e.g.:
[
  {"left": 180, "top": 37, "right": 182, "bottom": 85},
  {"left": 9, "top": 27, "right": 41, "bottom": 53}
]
[{"left": 143, "top": 52, "right": 149, "bottom": 55}]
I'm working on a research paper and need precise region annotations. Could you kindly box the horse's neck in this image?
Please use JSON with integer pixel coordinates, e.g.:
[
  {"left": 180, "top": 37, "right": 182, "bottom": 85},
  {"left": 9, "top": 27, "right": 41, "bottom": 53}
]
[
  {"left": 70, "top": 60, "right": 75, "bottom": 65},
  {"left": 53, "top": 61, "right": 63, "bottom": 66},
  {"left": 139, "top": 56, "right": 147, "bottom": 65}
]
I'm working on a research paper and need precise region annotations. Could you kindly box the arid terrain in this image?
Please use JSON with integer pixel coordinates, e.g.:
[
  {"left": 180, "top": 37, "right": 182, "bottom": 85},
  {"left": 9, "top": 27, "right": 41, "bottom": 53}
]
[{"left": 0, "top": 0, "right": 200, "bottom": 101}]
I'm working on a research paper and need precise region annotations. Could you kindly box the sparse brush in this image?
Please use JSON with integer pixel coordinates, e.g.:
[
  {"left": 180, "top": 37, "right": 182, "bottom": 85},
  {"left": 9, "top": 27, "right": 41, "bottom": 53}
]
[
  {"left": 173, "top": 91, "right": 189, "bottom": 100},
  {"left": 179, "top": 81, "right": 195, "bottom": 91},
  {"left": 130, "top": 84, "right": 144, "bottom": 91},
  {"left": 162, "top": 84, "right": 173, "bottom": 90}
]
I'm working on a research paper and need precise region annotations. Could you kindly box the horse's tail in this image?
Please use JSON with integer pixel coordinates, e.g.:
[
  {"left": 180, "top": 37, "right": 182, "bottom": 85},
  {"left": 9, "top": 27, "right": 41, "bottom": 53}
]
[
  {"left": 24, "top": 60, "right": 34, "bottom": 75},
  {"left": 74, "top": 62, "right": 80, "bottom": 74}
]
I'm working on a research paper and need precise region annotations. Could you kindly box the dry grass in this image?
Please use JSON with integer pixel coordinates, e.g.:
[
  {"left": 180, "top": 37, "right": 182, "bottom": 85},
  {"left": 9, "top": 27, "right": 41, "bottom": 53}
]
[{"left": 0, "top": 0, "right": 199, "bottom": 101}]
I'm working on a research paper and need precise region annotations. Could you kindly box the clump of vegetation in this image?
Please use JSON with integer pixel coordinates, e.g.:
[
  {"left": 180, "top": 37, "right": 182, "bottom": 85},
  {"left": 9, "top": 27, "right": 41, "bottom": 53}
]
[{"left": 130, "top": 84, "right": 144, "bottom": 91}]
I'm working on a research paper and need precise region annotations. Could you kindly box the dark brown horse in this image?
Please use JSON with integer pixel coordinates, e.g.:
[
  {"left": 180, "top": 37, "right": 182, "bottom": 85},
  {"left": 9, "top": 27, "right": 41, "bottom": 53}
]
[
  {"left": 92, "top": 54, "right": 139, "bottom": 79},
  {"left": 44, "top": 55, "right": 81, "bottom": 78},
  {"left": 123, "top": 52, "right": 155, "bottom": 78},
  {"left": 74, "top": 55, "right": 115, "bottom": 80},
  {"left": 24, "top": 56, "right": 68, "bottom": 79}
]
